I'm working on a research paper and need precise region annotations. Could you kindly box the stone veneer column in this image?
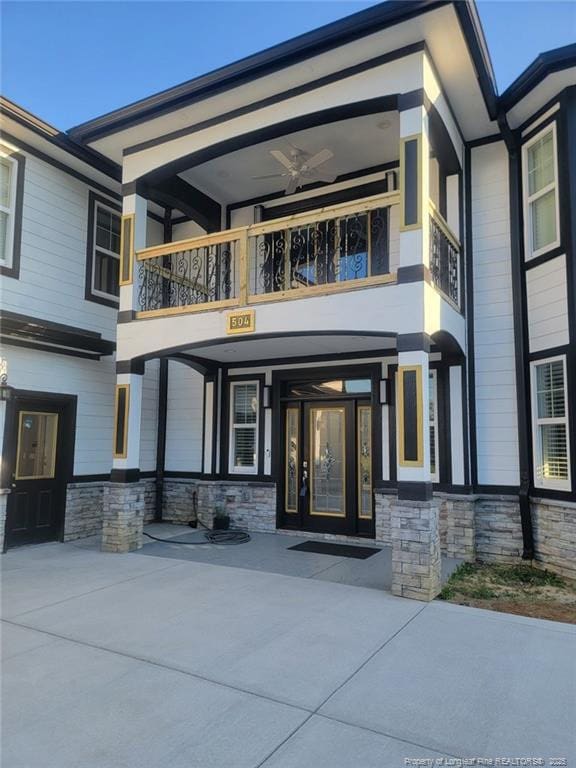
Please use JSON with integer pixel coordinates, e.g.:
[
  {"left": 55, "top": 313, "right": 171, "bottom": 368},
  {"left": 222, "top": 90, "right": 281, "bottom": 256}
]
[
  {"left": 102, "top": 482, "right": 145, "bottom": 553},
  {"left": 391, "top": 497, "right": 441, "bottom": 601}
]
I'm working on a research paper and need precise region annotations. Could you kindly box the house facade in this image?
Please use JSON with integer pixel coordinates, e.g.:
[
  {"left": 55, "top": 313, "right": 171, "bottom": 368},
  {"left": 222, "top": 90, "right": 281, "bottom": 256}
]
[{"left": 1, "top": 0, "right": 574, "bottom": 600}]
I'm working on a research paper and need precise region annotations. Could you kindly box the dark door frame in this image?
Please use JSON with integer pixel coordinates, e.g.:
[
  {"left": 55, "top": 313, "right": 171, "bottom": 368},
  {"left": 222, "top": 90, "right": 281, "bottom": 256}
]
[
  {"left": 272, "top": 362, "right": 381, "bottom": 537},
  {"left": 2, "top": 389, "right": 77, "bottom": 551}
]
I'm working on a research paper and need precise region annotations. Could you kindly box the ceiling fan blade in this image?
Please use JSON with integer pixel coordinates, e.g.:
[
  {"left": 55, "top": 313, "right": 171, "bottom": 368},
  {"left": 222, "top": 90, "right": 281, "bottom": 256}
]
[
  {"left": 284, "top": 176, "right": 299, "bottom": 195},
  {"left": 311, "top": 169, "right": 338, "bottom": 184},
  {"left": 251, "top": 173, "right": 287, "bottom": 180},
  {"left": 270, "top": 150, "right": 293, "bottom": 170},
  {"left": 305, "top": 148, "right": 334, "bottom": 169}
]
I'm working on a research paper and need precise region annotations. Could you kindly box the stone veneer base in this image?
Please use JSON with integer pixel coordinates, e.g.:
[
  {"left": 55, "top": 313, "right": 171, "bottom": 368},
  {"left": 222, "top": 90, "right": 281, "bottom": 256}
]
[{"left": 101, "top": 482, "right": 145, "bottom": 553}]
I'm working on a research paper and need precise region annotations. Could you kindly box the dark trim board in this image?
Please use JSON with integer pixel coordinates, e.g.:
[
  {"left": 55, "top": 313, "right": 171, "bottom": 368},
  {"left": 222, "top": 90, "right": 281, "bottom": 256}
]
[
  {"left": 0, "top": 310, "right": 115, "bottom": 358},
  {"left": 0, "top": 130, "right": 121, "bottom": 202},
  {"left": 142, "top": 96, "right": 399, "bottom": 185},
  {"left": 227, "top": 162, "right": 399, "bottom": 216},
  {"left": 85, "top": 191, "right": 122, "bottom": 309},
  {"left": 0, "top": 146, "right": 25, "bottom": 280}
]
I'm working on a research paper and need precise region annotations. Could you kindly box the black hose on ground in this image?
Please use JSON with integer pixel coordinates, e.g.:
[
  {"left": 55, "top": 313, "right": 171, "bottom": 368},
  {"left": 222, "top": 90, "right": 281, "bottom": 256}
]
[{"left": 143, "top": 529, "right": 251, "bottom": 546}]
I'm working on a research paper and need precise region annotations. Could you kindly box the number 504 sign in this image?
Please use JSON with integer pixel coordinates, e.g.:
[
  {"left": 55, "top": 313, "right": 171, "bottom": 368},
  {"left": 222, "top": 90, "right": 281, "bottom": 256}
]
[{"left": 226, "top": 309, "right": 255, "bottom": 335}]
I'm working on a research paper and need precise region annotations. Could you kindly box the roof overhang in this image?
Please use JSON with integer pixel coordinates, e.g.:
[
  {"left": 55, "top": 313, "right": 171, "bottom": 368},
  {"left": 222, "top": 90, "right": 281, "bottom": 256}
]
[
  {"left": 69, "top": 0, "right": 498, "bottom": 159},
  {"left": 500, "top": 44, "right": 576, "bottom": 129}
]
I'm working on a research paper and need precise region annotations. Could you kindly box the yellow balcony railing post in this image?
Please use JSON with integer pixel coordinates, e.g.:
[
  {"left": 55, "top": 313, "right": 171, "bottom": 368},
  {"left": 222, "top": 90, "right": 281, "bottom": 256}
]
[{"left": 239, "top": 228, "right": 249, "bottom": 306}]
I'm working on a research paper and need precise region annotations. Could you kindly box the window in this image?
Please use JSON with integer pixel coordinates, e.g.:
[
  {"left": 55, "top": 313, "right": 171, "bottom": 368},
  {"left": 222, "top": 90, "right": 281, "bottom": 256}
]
[
  {"left": 86, "top": 192, "right": 121, "bottom": 305},
  {"left": 429, "top": 370, "right": 439, "bottom": 482},
  {"left": 0, "top": 154, "right": 17, "bottom": 267},
  {"left": 229, "top": 381, "right": 259, "bottom": 474},
  {"left": 522, "top": 124, "right": 560, "bottom": 259},
  {"left": 0, "top": 147, "right": 24, "bottom": 277},
  {"left": 531, "top": 357, "right": 571, "bottom": 491}
]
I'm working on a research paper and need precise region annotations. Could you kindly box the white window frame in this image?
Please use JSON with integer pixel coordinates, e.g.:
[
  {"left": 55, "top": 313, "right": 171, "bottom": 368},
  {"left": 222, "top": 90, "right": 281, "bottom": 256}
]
[
  {"left": 228, "top": 380, "right": 259, "bottom": 475},
  {"left": 0, "top": 151, "right": 18, "bottom": 269},
  {"left": 530, "top": 355, "right": 571, "bottom": 492},
  {"left": 429, "top": 369, "right": 440, "bottom": 483},
  {"left": 521, "top": 122, "right": 561, "bottom": 260},
  {"left": 91, "top": 199, "right": 121, "bottom": 302}
]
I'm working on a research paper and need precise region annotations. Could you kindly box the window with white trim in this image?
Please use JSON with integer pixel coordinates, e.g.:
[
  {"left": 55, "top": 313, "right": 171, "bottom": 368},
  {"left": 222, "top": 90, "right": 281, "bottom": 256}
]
[
  {"left": 229, "top": 381, "right": 259, "bottom": 474},
  {"left": 531, "top": 356, "right": 571, "bottom": 490},
  {"left": 92, "top": 200, "right": 121, "bottom": 300},
  {"left": 522, "top": 124, "right": 560, "bottom": 259},
  {"left": 429, "top": 370, "right": 439, "bottom": 482},
  {"left": 0, "top": 152, "right": 18, "bottom": 268}
]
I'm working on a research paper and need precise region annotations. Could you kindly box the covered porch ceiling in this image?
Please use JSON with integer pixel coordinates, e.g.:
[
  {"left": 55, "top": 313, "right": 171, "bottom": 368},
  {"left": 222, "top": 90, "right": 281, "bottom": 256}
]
[
  {"left": 176, "top": 333, "right": 398, "bottom": 367},
  {"left": 177, "top": 111, "right": 399, "bottom": 207}
]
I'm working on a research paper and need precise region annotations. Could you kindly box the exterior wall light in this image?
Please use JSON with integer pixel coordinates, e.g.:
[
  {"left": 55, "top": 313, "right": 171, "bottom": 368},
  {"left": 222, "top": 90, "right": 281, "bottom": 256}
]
[
  {"left": 379, "top": 379, "right": 390, "bottom": 405},
  {"left": 0, "top": 357, "right": 13, "bottom": 401},
  {"left": 262, "top": 385, "right": 272, "bottom": 409}
]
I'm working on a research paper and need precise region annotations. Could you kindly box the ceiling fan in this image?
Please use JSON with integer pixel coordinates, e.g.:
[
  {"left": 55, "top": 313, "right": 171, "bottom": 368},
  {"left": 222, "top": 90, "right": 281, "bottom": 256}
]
[{"left": 252, "top": 145, "right": 337, "bottom": 194}]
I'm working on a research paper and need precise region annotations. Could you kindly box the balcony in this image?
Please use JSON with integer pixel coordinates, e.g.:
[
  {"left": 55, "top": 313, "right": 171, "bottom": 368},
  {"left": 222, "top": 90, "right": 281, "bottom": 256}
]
[{"left": 135, "top": 192, "right": 461, "bottom": 318}]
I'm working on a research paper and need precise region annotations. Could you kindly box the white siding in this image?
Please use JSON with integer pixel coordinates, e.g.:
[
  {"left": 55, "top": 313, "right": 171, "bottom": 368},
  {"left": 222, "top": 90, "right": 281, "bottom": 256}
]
[
  {"left": 471, "top": 142, "right": 519, "bottom": 486},
  {"left": 165, "top": 361, "right": 204, "bottom": 472},
  {"left": 0, "top": 149, "right": 117, "bottom": 339},
  {"left": 2, "top": 345, "right": 115, "bottom": 476},
  {"left": 140, "top": 359, "right": 159, "bottom": 472},
  {"left": 526, "top": 254, "right": 569, "bottom": 353}
]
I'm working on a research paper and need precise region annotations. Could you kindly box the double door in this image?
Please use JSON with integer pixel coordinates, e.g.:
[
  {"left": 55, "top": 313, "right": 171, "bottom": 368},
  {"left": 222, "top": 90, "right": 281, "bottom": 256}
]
[{"left": 281, "top": 399, "right": 373, "bottom": 536}]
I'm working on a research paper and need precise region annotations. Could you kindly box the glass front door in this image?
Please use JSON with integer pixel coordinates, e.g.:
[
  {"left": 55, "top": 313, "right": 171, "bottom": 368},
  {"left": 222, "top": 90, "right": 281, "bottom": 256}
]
[{"left": 281, "top": 398, "right": 373, "bottom": 536}]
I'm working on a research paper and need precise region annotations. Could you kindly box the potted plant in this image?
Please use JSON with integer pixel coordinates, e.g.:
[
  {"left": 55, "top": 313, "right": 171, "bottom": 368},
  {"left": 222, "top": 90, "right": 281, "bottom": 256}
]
[{"left": 212, "top": 502, "right": 230, "bottom": 531}]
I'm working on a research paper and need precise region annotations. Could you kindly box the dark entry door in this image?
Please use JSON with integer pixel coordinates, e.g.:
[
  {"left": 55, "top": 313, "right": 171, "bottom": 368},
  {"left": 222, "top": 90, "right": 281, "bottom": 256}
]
[
  {"left": 5, "top": 398, "right": 70, "bottom": 548},
  {"left": 281, "top": 398, "right": 374, "bottom": 536}
]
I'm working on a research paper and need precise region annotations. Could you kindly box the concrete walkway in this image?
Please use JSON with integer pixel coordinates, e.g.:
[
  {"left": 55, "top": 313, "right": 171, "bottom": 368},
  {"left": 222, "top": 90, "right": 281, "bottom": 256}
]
[{"left": 2, "top": 537, "right": 575, "bottom": 767}]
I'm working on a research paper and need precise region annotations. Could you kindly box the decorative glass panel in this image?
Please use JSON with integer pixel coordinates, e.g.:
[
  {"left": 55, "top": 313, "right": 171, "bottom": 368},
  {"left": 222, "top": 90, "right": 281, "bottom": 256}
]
[
  {"left": 15, "top": 412, "right": 58, "bottom": 480},
  {"left": 539, "top": 424, "right": 568, "bottom": 481},
  {"left": 309, "top": 407, "right": 346, "bottom": 517},
  {"left": 531, "top": 189, "right": 556, "bottom": 253},
  {"left": 536, "top": 361, "right": 565, "bottom": 419},
  {"left": 288, "top": 379, "right": 371, "bottom": 398},
  {"left": 357, "top": 406, "right": 372, "bottom": 519},
  {"left": 285, "top": 408, "right": 299, "bottom": 513},
  {"left": 528, "top": 131, "right": 554, "bottom": 196}
]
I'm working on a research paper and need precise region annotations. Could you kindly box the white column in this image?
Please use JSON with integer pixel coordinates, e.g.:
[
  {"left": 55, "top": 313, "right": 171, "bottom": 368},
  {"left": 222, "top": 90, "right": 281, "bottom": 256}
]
[
  {"left": 112, "top": 372, "right": 143, "bottom": 471},
  {"left": 399, "top": 104, "right": 430, "bottom": 271},
  {"left": 119, "top": 193, "right": 147, "bottom": 315},
  {"left": 449, "top": 365, "right": 465, "bottom": 485},
  {"left": 396, "top": 349, "right": 431, "bottom": 486}
]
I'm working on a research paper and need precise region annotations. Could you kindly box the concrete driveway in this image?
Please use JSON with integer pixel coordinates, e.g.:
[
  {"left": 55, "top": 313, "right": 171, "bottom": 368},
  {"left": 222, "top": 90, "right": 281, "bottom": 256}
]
[{"left": 2, "top": 534, "right": 575, "bottom": 768}]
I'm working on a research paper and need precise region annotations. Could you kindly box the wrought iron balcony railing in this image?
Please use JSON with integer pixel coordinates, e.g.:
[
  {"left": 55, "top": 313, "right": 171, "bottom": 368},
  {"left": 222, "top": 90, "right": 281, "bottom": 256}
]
[
  {"left": 135, "top": 192, "right": 399, "bottom": 316},
  {"left": 429, "top": 202, "right": 460, "bottom": 308}
]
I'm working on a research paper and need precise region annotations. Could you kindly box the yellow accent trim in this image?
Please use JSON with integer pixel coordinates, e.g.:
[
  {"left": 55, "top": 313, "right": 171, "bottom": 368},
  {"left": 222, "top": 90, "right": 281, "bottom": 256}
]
[
  {"left": 15, "top": 411, "right": 59, "bottom": 480},
  {"left": 136, "top": 297, "right": 238, "bottom": 320},
  {"left": 309, "top": 406, "right": 347, "bottom": 518},
  {"left": 248, "top": 273, "right": 396, "bottom": 305},
  {"left": 238, "top": 228, "right": 249, "bottom": 305},
  {"left": 429, "top": 199, "right": 460, "bottom": 251},
  {"left": 137, "top": 227, "right": 248, "bottom": 261},
  {"left": 119, "top": 214, "right": 135, "bottom": 286},
  {"left": 285, "top": 407, "right": 299, "bottom": 514},
  {"left": 357, "top": 405, "right": 373, "bottom": 519},
  {"left": 397, "top": 365, "right": 424, "bottom": 468},
  {"left": 399, "top": 134, "right": 422, "bottom": 232},
  {"left": 113, "top": 384, "right": 130, "bottom": 459},
  {"left": 226, "top": 309, "right": 255, "bottom": 335}
]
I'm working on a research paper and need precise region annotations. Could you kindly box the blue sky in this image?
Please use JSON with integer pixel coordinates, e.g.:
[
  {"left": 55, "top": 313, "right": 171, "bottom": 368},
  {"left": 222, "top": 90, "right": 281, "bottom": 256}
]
[{"left": 1, "top": 1, "right": 574, "bottom": 130}]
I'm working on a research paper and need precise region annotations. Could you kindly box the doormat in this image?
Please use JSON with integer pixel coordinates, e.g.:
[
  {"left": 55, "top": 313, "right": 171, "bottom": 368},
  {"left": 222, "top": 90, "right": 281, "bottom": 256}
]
[{"left": 287, "top": 541, "right": 380, "bottom": 559}]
